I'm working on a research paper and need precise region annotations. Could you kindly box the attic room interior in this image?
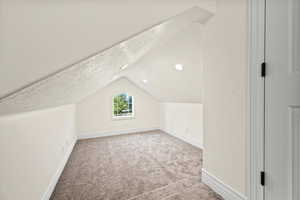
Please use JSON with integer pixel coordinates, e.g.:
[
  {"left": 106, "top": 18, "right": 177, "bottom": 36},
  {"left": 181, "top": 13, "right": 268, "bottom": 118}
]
[{"left": 0, "top": 1, "right": 252, "bottom": 200}]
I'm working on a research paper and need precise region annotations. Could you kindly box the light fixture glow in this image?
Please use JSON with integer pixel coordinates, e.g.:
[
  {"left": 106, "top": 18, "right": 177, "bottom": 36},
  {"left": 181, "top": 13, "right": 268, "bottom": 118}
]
[
  {"left": 112, "top": 75, "right": 119, "bottom": 80},
  {"left": 142, "top": 79, "right": 148, "bottom": 83},
  {"left": 120, "top": 64, "right": 128, "bottom": 70},
  {"left": 175, "top": 64, "right": 184, "bottom": 71}
]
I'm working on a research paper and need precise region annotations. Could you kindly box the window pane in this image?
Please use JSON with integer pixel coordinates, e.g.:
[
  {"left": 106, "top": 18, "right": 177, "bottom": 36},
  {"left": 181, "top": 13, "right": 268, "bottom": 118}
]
[{"left": 113, "top": 93, "right": 133, "bottom": 117}]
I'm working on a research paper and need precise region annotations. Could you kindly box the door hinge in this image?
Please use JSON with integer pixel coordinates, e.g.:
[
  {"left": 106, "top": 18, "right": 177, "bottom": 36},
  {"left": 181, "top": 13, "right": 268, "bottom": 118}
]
[
  {"left": 261, "top": 62, "right": 266, "bottom": 77},
  {"left": 260, "top": 171, "right": 265, "bottom": 186}
]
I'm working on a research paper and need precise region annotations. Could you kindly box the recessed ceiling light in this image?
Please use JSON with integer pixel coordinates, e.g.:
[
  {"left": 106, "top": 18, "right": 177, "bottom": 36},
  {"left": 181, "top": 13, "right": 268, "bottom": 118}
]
[
  {"left": 120, "top": 64, "right": 128, "bottom": 70},
  {"left": 142, "top": 79, "right": 148, "bottom": 84},
  {"left": 175, "top": 64, "right": 184, "bottom": 71},
  {"left": 112, "top": 75, "right": 119, "bottom": 80}
]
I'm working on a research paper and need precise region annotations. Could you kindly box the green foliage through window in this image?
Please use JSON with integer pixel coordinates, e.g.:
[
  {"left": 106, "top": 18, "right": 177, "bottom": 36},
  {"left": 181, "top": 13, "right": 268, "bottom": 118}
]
[{"left": 113, "top": 93, "right": 133, "bottom": 117}]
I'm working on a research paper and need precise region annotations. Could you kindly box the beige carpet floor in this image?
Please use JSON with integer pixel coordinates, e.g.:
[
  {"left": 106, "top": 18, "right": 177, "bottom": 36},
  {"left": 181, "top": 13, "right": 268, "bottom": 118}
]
[{"left": 50, "top": 130, "right": 223, "bottom": 200}]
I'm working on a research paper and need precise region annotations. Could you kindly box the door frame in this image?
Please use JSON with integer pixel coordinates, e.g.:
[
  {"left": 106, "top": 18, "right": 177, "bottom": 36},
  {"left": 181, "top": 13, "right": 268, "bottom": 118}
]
[{"left": 248, "top": 0, "right": 266, "bottom": 199}]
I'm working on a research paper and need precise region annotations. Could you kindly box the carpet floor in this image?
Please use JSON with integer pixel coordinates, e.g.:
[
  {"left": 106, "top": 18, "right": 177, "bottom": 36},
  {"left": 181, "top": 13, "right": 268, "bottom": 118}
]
[{"left": 50, "top": 130, "right": 223, "bottom": 200}]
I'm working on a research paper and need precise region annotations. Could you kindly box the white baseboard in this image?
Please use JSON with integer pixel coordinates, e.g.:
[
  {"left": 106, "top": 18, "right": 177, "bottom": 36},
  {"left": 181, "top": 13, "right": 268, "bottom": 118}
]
[
  {"left": 202, "top": 169, "right": 247, "bottom": 200},
  {"left": 77, "top": 127, "right": 160, "bottom": 140},
  {"left": 160, "top": 129, "right": 203, "bottom": 149},
  {"left": 42, "top": 137, "right": 77, "bottom": 200}
]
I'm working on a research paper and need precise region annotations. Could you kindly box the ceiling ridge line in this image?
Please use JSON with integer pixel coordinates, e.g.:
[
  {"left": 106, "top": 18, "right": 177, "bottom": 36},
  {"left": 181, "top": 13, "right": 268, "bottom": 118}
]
[{"left": 0, "top": 8, "right": 198, "bottom": 102}]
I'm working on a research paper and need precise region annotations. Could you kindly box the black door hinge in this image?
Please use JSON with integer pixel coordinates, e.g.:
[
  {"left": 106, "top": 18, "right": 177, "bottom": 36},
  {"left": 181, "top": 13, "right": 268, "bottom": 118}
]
[
  {"left": 261, "top": 62, "right": 266, "bottom": 77},
  {"left": 260, "top": 171, "right": 265, "bottom": 186}
]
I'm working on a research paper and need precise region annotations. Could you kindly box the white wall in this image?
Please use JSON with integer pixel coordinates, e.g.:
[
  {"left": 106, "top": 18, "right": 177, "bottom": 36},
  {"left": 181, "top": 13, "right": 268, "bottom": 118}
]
[
  {"left": 0, "top": 105, "right": 77, "bottom": 200},
  {"left": 160, "top": 103, "right": 203, "bottom": 149},
  {"left": 202, "top": 0, "right": 248, "bottom": 196},
  {"left": 76, "top": 78, "right": 160, "bottom": 137}
]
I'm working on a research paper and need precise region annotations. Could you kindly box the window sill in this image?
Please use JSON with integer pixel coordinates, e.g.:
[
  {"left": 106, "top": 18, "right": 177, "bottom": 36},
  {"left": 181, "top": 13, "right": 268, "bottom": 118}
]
[{"left": 112, "top": 116, "right": 135, "bottom": 120}]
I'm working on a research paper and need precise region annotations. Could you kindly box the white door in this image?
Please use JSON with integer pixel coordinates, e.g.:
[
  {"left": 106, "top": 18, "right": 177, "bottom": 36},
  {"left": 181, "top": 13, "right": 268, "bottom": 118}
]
[{"left": 265, "top": 0, "right": 300, "bottom": 199}]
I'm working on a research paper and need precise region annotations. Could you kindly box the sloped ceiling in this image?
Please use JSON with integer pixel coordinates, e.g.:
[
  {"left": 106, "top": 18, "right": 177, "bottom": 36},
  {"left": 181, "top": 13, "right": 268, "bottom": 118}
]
[
  {"left": 0, "top": 6, "right": 213, "bottom": 116},
  {"left": 123, "top": 24, "right": 204, "bottom": 103},
  {"left": 0, "top": 0, "right": 215, "bottom": 98}
]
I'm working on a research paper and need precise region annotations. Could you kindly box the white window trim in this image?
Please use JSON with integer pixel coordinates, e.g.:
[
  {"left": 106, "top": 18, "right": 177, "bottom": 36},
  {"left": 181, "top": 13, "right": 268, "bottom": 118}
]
[{"left": 112, "top": 94, "right": 135, "bottom": 120}]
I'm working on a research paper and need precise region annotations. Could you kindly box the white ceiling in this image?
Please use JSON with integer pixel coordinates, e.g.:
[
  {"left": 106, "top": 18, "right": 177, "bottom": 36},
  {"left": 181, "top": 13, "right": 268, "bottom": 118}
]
[
  {"left": 0, "top": 0, "right": 215, "bottom": 98},
  {"left": 123, "top": 24, "right": 204, "bottom": 103},
  {"left": 0, "top": 4, "right": 214, "bottom": 116}
]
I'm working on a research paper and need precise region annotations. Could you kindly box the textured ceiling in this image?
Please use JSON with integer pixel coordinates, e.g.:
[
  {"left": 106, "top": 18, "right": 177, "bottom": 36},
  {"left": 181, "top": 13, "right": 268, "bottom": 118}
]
[
  {"left": 124, "top": 23, "right": 204, "bottom": 103},
  {"left": 0, "top": 0, "right": 216, "bottom": 98},
  {"left": 0, "top": 7, "right": 213, "bottom": 116}
]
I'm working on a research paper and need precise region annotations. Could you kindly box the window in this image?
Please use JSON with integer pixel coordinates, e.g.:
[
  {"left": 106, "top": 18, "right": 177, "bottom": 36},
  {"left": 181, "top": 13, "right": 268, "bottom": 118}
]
[{"left": 113, "top": 93, "right": 134, "bottom": 119}]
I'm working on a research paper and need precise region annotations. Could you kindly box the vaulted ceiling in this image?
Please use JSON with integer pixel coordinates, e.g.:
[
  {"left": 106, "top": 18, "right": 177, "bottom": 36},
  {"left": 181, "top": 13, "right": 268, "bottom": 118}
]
[
  {"left": 0, "top": 2, "right": 214, "bottom": 116},
  {"left": 123, "top": 24, "right": 204, "bottom": 103}
]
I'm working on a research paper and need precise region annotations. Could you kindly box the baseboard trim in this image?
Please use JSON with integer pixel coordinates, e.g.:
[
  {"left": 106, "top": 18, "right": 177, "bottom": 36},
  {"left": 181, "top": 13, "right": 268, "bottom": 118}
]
[
  {"left": 202, "top": 169, "right": 247, "bottom": 200},
  {"left": 77, "top": 127, "right": 160, "bottom": 140},
  {"left": 160, "top": 129, "right": 203, "bottom": 149},
  {"left": 42, "top": 137, "right": 77, "bottom": 200}
]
